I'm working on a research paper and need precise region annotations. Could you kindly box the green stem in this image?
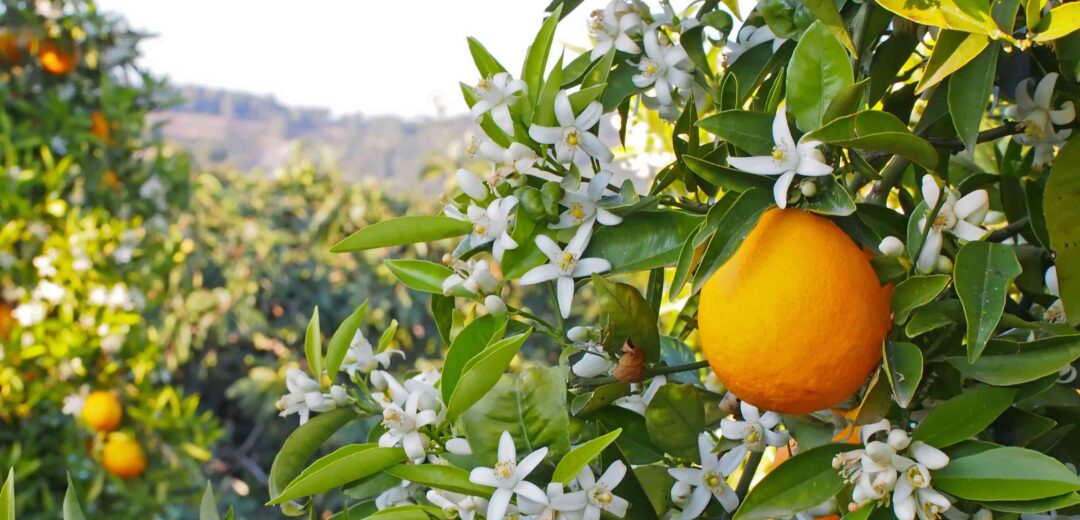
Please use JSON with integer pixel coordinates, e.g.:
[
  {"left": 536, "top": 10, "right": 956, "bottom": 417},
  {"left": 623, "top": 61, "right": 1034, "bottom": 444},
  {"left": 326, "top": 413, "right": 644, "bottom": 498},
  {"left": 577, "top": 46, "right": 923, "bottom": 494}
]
[
  {"left": 735, "top": 451, "right": 764, "bottom": 499},
  {"left": 987, "top": 216, "right": 1029, "bottom": 242},
  {"left": 867, "top": 157, "right": 910, "bottom": 205}
]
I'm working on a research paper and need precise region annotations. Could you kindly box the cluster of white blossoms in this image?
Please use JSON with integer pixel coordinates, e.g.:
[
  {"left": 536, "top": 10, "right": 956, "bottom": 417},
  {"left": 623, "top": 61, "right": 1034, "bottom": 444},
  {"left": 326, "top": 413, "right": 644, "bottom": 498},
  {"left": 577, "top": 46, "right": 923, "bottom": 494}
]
[
  {"left": 833, "top": 420, "right": 952, "bottom": 520},
  {"left": 1004, "top": 73, "right": 1076, "bottom": 166},
  {"left": 915, "top": 176, "right": 991, "bottom": 274}
]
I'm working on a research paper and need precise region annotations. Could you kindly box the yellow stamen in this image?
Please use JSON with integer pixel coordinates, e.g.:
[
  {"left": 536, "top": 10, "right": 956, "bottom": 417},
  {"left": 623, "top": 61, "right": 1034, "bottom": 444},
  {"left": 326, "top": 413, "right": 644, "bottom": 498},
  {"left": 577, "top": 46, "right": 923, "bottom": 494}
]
[
  {"left": 560, "top": 251, "right": 576, "bottom": 271},
  {"left": 771, "top": 147, "right": 786, "bottom": 161},
  {"left": 566, "top": 130, "right": 580, "bottom": 147},
  {"left": 703, "top": 471, "right": 722, "bottom": 490}
]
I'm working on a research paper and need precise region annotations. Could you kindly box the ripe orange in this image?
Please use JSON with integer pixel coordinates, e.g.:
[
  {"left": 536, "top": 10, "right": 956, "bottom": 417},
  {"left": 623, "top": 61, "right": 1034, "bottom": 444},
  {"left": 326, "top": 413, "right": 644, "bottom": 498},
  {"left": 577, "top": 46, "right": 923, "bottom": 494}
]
[
  {"left": 82, "top": 391, "right": 123, "bottom": 432},
  {"left": 0, "top": 30, "right": 22, "bottom": 65},
  {"left": 0, "top": 303, "right": 12, "bottom": 339},
  {"left": 38, "top": 40, "right": 78, "bottom": 75},
  {"left": 699, "top": 208, "right": 891, "bottom": 414},
  {"left": 90, "top": 111, "right": 110, "bottom": 141},
  {"left": 102, "top": 435, "right": 147, "bottom": 478}
]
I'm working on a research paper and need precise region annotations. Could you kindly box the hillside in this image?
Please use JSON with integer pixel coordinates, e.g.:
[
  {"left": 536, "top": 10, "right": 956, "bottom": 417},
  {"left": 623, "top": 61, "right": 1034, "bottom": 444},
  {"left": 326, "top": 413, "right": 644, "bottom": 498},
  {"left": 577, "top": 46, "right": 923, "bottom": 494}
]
[{"left": 150, "top": 85, "right": 473, "bottom": 189}]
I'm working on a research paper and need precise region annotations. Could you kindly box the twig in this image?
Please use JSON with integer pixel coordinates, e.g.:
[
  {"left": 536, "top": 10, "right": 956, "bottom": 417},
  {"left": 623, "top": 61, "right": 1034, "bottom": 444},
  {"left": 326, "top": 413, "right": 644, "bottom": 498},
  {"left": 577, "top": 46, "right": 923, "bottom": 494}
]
[
  {"left": 988, "top": 216, "right": 1030, "bottom": 242},
  {"left": 573, "top": 360, "right": 711, "bottom": 388},
  {"left": 927, "top": 122, "right": 1021, "bottom": 151},
  {"left": 867, "top": 157, "right": 910, "bottom": 205}
]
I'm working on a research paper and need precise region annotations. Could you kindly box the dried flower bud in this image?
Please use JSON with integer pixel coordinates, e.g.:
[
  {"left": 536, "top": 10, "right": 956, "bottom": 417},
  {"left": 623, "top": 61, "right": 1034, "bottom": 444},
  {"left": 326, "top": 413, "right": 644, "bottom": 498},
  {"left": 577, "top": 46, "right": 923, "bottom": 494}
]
[{"left": 612, "top": 341, "right": 646, "bottom": 383}]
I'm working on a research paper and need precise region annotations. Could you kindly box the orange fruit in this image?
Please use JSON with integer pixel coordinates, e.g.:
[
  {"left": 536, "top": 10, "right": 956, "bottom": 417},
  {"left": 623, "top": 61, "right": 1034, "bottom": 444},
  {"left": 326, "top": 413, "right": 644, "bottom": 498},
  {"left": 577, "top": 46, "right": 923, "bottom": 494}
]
[
  {"left": 90, "top": 111, "right": 110, "bottom": 141},
  {"left": 82, "top": 391, "right": 123, "bottom": 432},
  {"left": 0, "top": 30, "right": 22, "bottom": 65},
  {"left": 699, "top": 208, "right": 891, "bottom": 414},
  {"left": 0, "top": 303, "right": 12, "bottom": 339},
  {"left": 102, "top": 435, "right": 147, "bottom": 478},
  {"left": 38, "top": 40, "right": 78, "bottom": 75}
]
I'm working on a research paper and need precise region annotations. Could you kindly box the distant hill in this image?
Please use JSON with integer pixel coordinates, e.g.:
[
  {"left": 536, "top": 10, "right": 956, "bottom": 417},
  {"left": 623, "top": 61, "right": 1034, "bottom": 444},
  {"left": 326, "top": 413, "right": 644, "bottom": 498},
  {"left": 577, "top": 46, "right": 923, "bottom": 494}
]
[{"left": 149, "top": 85, "right": 473, "bottom": 190}]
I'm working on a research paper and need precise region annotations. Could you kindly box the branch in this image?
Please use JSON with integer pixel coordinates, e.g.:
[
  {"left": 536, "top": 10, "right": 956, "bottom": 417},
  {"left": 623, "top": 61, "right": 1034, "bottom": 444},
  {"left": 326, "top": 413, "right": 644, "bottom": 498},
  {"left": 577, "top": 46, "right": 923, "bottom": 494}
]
[
  {"left": 573, "top": 360, "right": 711, "bottom": 388},
  {"left": 928, "top": 122, "right": 1021, "bottom": 151},
  {"left": 988, "top": 216, "right": 1030, "bottom": 242}
]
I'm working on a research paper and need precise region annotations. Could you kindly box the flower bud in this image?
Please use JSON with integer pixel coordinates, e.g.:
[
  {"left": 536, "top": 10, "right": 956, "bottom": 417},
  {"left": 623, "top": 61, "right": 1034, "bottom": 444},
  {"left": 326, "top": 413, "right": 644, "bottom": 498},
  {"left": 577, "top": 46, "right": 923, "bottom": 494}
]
[
  {"left": 704, "top": 371, "right": 726, "bottom": 394},
  {"left": 935, "top": 255, "right": 953, "bottom": 273},
  {"left": 567, "top": 326, "right": 593, "bottom": 343},
  {"left": 887, "top": 429, "right": 910, "bottom": 451},
  {"left": 456, "top": 169, "right": 489, "bottom": 200},
  {"left": 1046, "top": 265, "right": 1059, "bottom": 297},
  {"left": 878, "top": 236, "right": 905, "bottom": 257},
  {"left": 799, "top": 180, "right": 818, "bottom": 198},
  {"left": 370, "top": 370, "right": 389, "bottom": 390},
  {"left": 982, "top": 210, "right": 1006, "bottom": 225},
  {"left": 330, "top": 385, "right": 349, "bottom": 406},
  {"left": 446, "top": 437, "right": 473, "bottom": 456},
  {"left": 483, "top": 295, "right": 507, "bottom": 317},
  {"left": 474, "top": 269, "right": 499, "bottom": 293},
  {"left": 671, "top": 481, "right": 692, "bottom": 506}
]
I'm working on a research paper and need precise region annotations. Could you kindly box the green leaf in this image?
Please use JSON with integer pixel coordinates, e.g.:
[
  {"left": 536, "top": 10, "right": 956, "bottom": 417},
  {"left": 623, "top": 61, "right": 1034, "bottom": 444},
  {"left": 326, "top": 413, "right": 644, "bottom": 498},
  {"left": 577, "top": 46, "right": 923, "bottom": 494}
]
[
  {"left": 954, "top": 242, "right": 1022, "bottom": 362},
  {"left": 803, "top": 0, "right": 858, "bottom": 57},
  {"left": 934, "top": 447, "right": 1080, "bottom": 501},
  {"left": 467, "top": 37, "right": 507, "bottom": 77},
  {"left": 587, "top": 407, "right": 663, "bottom": 464},
  {"left": 0, "top": 469, "right": 12, "bottom": 520},
  {"left": 304, "top": 307, "right": 322, "bottom": 380},
  {"left": 1033, "top": 2, "right": 1080, "bottom": 41},
  {"left": 523, "top": 6, "right": 561, "bottom": 107},
  {"left": 330, "top": 216, "right": 473, "bottom": 252},
  {"left": 384, "top": 464, "right": 495, "bottom": 498},
  {"left": 442, "top": 315, "right": 507, "bottom": 404},
  {"left": 884, "top": 341, "right": 924, "bottom": 409},
  {"left": 916, "top": 31, "right": 991, "bottom": 94},
  {"left": 786, "top": 21, "right": 854, "bottom": 131},
  {"left": 447, "top": 330, "right": 532, "bottom": 421},
  {"left": 268, "top": 408, "right": 358, "bottom": 503},
  {"left": 692, "top": 188, "right": 774, "bottom": 292},
  {"left": 891, "top": 275, "right": 951, "bottom": 324},
  {"left": 948, "top": 44, "right": 998, "bottom": 154},
  {"left": 324, "top": 301, "right": 369, "bottom": 381},
  {"left": 979, "top": 492, "right": 1080, "bottom": 513},
  {"left": 584, "top": 211, "right": 702, "bottom": 274},
  {"left": 385, "top": 259, "right": 454, "bottom": 294},
  {"left": 696, "top": 110, "right": 776, "bottom": 156},
  {"left": 201, "top": 482, "right": 221, "bottom": 520},
  {"left": 684, "top": 155, "right": 774, "bottom": 193},
  {"left": 912, "top": 386, "right": 1017, "bottom": 448},
  {"left": 906, "top": 299, "right": 964, "bottom": 337},
  {"left": 645, "top": 384, "right": 705, "bottom": 459},
  {"left": 734, "top": 444, "right": 856, "bottom": 520},
  {"left": 268, "top": 444, "right": 406, "bottom": 505},
  {"left": 823, "top": 79, "right": 869, "bottom": 124},
  {"left": 1045, "top": 136, "right": 1080, "bottom": 325},
  {"left": 948, "top": 335, "right": 1080, "bottom": 386},
  {"left": 430, "top": 293, "right": 455, "bottom": 346},
  {"left": 571, "top": 382, "right": 630, "bottom": 415},
  {"left": 63, "top": 474, "right": 86, "bottom": 520},
  {"left": 876, "top": 0, "right": 997, "bottom": 34},
  {"left": 461, "top": 367, "right": 571, "bottom": 466},
  {"left": 378, "top": 319, "right": 398, "bottom": 352},
  {"left": 802, "top": 176, "right": 857, "bottom": 217},
  {"left": 592, "top": 275, "right": 660, "bottom": 362},
  {"left": 551, "top": 429, "right": 622, "bottom": 485},
  {"left": 805, "top": 111, "right": 939, "bottom": 170},
  {"left": 535, "top": 55, "right": 565, "bottom": 127}
]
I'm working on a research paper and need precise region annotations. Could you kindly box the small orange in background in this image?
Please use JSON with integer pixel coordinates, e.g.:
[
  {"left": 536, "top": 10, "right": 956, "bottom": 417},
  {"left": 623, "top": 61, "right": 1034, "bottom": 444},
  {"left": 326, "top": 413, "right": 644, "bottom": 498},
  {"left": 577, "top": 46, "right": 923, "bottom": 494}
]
[
  {"left": 90, "top": 111, "right": 110, "bottom": 141},
  {"left": 698, "top": 208, "right": 892, "bottom": 415},
  {"left": 38, "top": 39, "right": 78, "bottom": 75},
  {"left": 102, "top": 434, "right": 147, "bottom": 478},
  {"left": 0, "top": 303, "right": 12, "bottom": 339},
  {"left": 0, "top": 30, "right": 23, "bottom": 65},
  {"left": 101, "top": 169, "right": 121, "bottom": 190},
  {"left": 82, "top": 390, "right": 123, "bottom": 432}
]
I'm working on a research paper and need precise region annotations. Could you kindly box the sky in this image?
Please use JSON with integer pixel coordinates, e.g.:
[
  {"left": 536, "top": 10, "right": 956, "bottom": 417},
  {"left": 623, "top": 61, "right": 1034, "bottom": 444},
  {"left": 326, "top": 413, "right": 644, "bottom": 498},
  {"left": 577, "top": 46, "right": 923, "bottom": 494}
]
[{"left": 96, "top": 0, "right": 596, "bottom": 118}]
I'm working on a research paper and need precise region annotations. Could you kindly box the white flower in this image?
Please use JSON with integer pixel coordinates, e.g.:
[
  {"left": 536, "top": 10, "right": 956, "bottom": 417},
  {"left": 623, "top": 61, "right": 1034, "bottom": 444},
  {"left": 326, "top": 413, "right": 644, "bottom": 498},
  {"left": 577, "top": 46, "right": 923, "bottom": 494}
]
[
  {"left": 518, "top": 481, "right": 582, "bottom": 520},
  {"left": 1004, "top": 73, "right": 1075, "bottom": 167},
  {"left": 720, "top": 401, "right": 790, "bottom": 462},
  {"left": 614, "top": 375, "right": 667, "bottom": 415},
  {"left": 880, "top": 236, "right": 906, "bottom": 257},
  {"left": 33, "top": 253, "right": 57, "bottom": 277},
  {"left": 563, "top": 461, "right": 630, "bottom": 519},
  {"left": 276, "top": 368, "right": 341, "bottom": 425},
  {"left": 551, "top": 170, "right": 623, "bottom": 229},
  {"left": 632, "top": 30, "right": 693, "bottom": 108},
  {"left": 427, "top": 489, "right": 487, "bottom": 520},
  {"left": 371, "top": 370, "right": 444, "bottom": 415},
  {"left": 727, "top": 103, "right": 833, "bottom": 208},
  {"left": 529, "top": 91, "right": 613, "bottom": 164},
  {"left": 1044, "top": 266, "right": 1067, "bottom": 325},
  {"left": 62, "top": 388, "right": 88, "bottom": 416},
  {"left": 340, "top": 330, "right": 403, "bottom": 377},
  {"left": 572, "top": 344, "right": 613, "bottom": 378},
  {"left": 520, "top": 221, "right": 611, "bottom": 318},
  {"left": 32, "top": 280, "right": 66, "bottom": 304},
  {"left": 472, "top": 72, "right": 526, "bottom": 135},
  {"left": 478, "top": 141, "right": 545, "bottom": 187},
  {"left": 723, "top": 25, "right": 786, "bottom": 64},
  {"left": 443, "top": 258, "right": 500, "bottom": 296},
  {"left": 457, "top": 168, "right": 490, "bottom": 200},
  {"left": 469, "top": 431, "right": 550, "bottom": 520},
  {"left": 376, "top": 482, "right": 417, "bottom": 509},
  {"left": 916, "top": 176, "right": 990, "bottom": 274},
  {"left": 12, "top": 301, "right": 47, "bottom": 327},
  {"left": 446, "top": 437, "right": 474, "bottom": 456},
  {"left": 379, "top": 390, "right": 439, "bottom": 461},
  {"left": 668, "top": 434, "right": 743, "bottom": 519},
  {"left": 484, "top": 294, "right": 508, "bottom": 316},
  {"left": 462, "top": 197, "right": 520, "bottom": 262},
  {"left": 588, "top": 0, "right": 643, "bottom": 59}
]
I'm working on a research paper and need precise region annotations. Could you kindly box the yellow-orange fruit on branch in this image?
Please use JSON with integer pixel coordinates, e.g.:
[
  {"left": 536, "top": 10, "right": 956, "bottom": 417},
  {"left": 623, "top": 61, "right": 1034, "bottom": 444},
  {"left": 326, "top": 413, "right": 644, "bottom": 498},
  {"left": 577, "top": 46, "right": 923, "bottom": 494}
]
[
  {"left": 82, "top": 391, "right": 123, "bottom": 432},
  {"left": 102, "top": 435, "right": 147, "bottom": 478},
  {"left": 699, "top": 208, "right": 891, "bottom": 414}
]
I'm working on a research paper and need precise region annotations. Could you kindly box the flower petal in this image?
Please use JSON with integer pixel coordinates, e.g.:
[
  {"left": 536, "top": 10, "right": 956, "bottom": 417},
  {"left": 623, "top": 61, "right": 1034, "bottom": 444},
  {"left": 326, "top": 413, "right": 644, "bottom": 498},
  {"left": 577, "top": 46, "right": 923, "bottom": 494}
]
[
  {"left": 529, "top": 125, "right": 563, "bottom": 145},
  {"left": 682, "top": 486, "right": 712, "bottom": 520},
  {"left": 557, "top": 276, "right": 575, "bottom": 319},
  {"left": 520, "top": 264, "right": 561, "bottom": 286},
  {"left": 487, "top": 488, "right": 512, "bottom": 520},
  {"left": 498, "top": 430, "right": 516, "bottom": 463},
  {"left": 573, "top": 257, "right": 611, "bottom": 278},
  {"left": 516, "top": 446, "right": 549, "bottom": 478},
  {"left": 727, "top": 155, "right": 786, "bottom": 176},
  {"left": 916, "top": 229, "right": 943, "bottom": 274},
  {"left": 720, "top": 419, "right": 749, "bottom": 440},
  {"left": 598, "top": 461, "right": 627, "bottom": 488},
  {"left": 667, "top": 467, "right": 703, "bottom": 485},
  {"left": 580, "top": 132, "right": 614, "bottom": 163},
  {"left": 576, "top": 101, "right": 604, "bottom": 131},
  {"left": 1034, "top": 73, "right": 1059, "bottom": 109},
  {"left": 773, "top": 170, "right": 797, "bottom": 209},
  {"left": 555, "top": 91, "right": 575, "bottom": 127},
  {"left": 470, "top": 467, "right": 500, "bottom": 487},
  {"left": 514, "top": 481, "right": 550, "bottom": 505}
]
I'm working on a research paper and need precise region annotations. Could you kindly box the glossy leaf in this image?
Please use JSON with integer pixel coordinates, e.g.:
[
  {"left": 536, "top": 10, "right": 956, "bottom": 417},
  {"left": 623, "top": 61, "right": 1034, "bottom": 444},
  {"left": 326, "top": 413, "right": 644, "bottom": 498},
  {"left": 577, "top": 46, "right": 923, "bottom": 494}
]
[
  {"left": 979, "top": 492, "right": 1080, "bottom": 513},
  {"left": 954, "top": 242, "right": 1022, "bottom": 362},
  {"left": 692, "top": 188, "right": 774, "bottom": 292},
  {"left": 324, "top": 301, "right": 369, "bottom": 381},
  {"left": 803, "top": 0, "right": 858, "bottom": 57},
  {"left": 891, "top": 275, "right": 951, "bottom": 324},
  {"left": 460, "top": 367, "right": 571, "bottom": 466},
  {"left": 584, "top": 211, "right": 702, "bottom": 274},
  {"left": 268, "top": 444, "right": 406, "bottom": 504},
  {"left": 948, "top": 44, "right": 998, "bottom": 153},
  {"left": 201, "top": 482, "right": 221, "bottom": 520},
  {"left": 906, "top": 299, "right": 964, "bottom": 337},
  {"left": 1033, "top": 2, "right": 1080, "bottom": 42},
  {"left": 592, "top": 275, "right": 660, "bottom": 361},
  {"left": 384, "top": 464, "right": 495, "bottom": 498},
  {"left": 330, "top": 216, "right": 473, "bottom": 252},
  {"left": 304, "top": 307, "right": 322, "bottom": 381},
  {"left": 467, "top": 37, "right": 507, "bottom": 77},
  {"left": 63, "top": 475, "right": 85, "bottom": 520},
  {"left": 934, "top": 447, "right": 1080, "bottom": 501},
  {"left": 684, "top": 155, "right": 773, "bottom": 193},
  {"left": 948, "top": 336, "right": 1080, "bottom": 386},
  {"left": 442, "top": 315, "right": 507, "bottom": 404},
  {"left": 0, "top": 469, "right": 11, "bottom": 520},
  {"left": 916, "top": 31, "right": 990, "bottom": 94},
  {"left": 1045, "top": 136, "right": 1080, "bottom": 325},
  {"left": 447, "top": 330, "right": 531, "bottom": 421},
  {"left": 523, "top": 6, "right": 561, "bottom": 106},
  {"left": 884, "top": 341, "right": 924, "bottom": 409},
  {"left": 645, "top": 384, "right": 705, "bottom": 460},
  {"left": 551, "top": 428, "right": 622, "bottom": 485},
  {"left": 734, "top": 444, "right": 856, "bottom": 520},
  {"left": 786, "top": 21, "right": 854, "bottom": 131},
  {"left": 802, "top": 177, "right": 857, "bottom": 216},
  {"left": 268, "top": 408, "right": 358, "bottom": 502},
  {"left": 805, "top": 111, "right": 939, "bottom": 170},
  {"left": 876, "top": 0, "right": 996, "bottom": 34},
  {"left": 696, "top": 110, "right": 776, "bottom": 156},
  {"left": 385, "top": 259, "right": 454, "bottom": 294},
  {"left": 912, "top": 386, "right": 1016, "bottom": 448}
]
